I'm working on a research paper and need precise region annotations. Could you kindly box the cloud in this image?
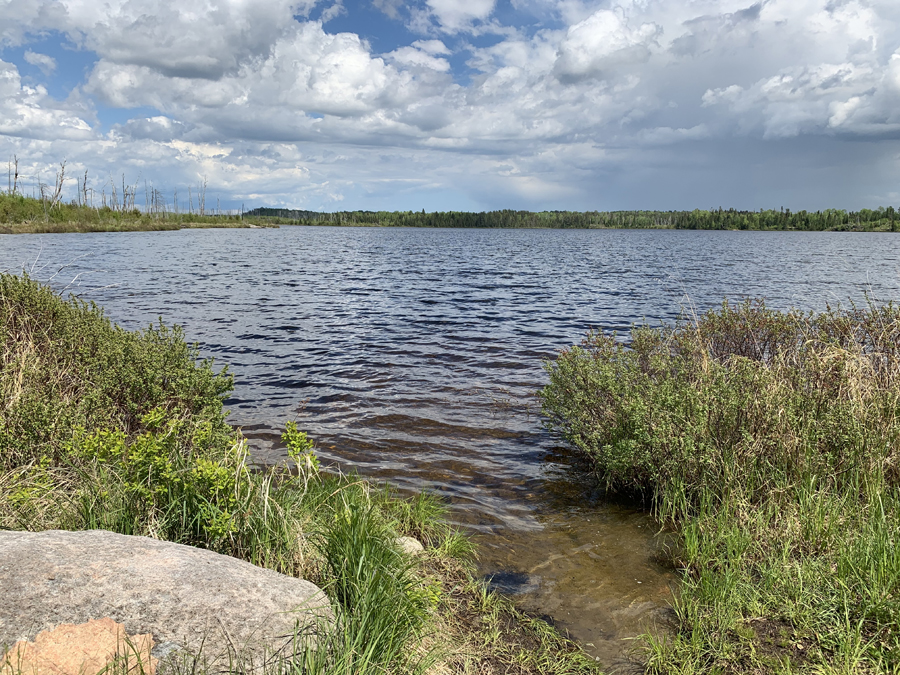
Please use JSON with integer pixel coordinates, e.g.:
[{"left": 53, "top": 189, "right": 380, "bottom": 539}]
[
  {"left": 553, "top": 9, "right": 661, "bottom": 84},
  {"left": 387, "top": 45, "right": 451, "bottom": 71},
  {"left": 371, "top": 0, "right": 404, "bottom": 20},
  {"left": 320, "top": 1, "right": 346, "bottom": 23},
  {"left": 0, "top": 60, "right": 93, "bottom": 140},
  {"left": 23, "top": 50, "right": 56, "bottom": 75},
  {"left": 117, "top": 115, "right": 188, "bottom": 142},
  {"left": 6, "top": 0, "right": 320, "bottom": 80},
  {"left": 701, "top": 60, "right": 900, "bottom": 138},
  {"left": 412, "top": 39, "right": 450, "bottom": 55},
  {"left": 2, "top": 0, "right": 900, "bottom": 211},
  {"left": 423, "top": 0, "right": 496, "bottom": 33}
]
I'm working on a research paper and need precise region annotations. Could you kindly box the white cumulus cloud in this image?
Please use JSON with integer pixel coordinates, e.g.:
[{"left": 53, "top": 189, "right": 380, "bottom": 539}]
[
  {"left": 2, "top": 0, "right": 900, "bottom": 210},
  {"left": 554, "top": 8, "right": 661, "bottom": 83},
  {"left": 23, "top": 50, "right": 56, "bottom": 75}
]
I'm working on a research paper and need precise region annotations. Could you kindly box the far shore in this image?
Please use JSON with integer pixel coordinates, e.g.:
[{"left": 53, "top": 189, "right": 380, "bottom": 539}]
[{"left": 0, "top": 220, "right": 278, "bottom": 235}]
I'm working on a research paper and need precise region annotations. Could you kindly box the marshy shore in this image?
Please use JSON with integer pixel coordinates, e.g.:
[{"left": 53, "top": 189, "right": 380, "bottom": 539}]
[{"left": 0, "top": 194, "right": 275, "bottom": 235}]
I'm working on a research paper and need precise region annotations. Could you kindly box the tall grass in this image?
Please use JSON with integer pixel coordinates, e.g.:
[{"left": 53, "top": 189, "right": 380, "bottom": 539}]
[{"left": 542, "top": 299, "right": 900, "bottom": 673}]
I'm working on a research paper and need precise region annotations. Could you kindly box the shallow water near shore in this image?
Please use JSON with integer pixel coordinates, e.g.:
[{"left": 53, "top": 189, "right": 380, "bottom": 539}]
[{"left": 2, "top": 226, "right": 898, "bottom": 668}]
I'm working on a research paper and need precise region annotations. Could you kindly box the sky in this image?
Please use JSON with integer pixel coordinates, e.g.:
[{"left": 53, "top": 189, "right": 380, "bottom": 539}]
[{"left": 1, "top": 0, "right": 900, "bottom": 212}]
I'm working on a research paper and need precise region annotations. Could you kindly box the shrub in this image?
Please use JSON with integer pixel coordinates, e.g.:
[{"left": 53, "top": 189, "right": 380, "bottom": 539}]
[
  {"left": 542, "top": 299, "right": 900, "bottom": 672},
  {"left": 0, "top": 273, "right": 234, "bottom": 470},
  {"left": 542, "top": 299, "right": 900, "bottom": 515}
]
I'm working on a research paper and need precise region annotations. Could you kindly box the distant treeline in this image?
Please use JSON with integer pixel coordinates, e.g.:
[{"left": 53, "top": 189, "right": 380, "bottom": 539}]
[{"left": 244, "top": 207, "right": 899, "bottom": 232}]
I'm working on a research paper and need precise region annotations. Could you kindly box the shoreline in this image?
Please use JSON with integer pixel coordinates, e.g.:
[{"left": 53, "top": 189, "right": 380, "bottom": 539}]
[
  {"left": 0, "top": 273, "right": 601, "bottom": 675},
  {"left": 0, "top": 221, "right": 278, "bottom": 235},
  {"left": 3, "top": 193, "right": 897, "bottom": 234}
]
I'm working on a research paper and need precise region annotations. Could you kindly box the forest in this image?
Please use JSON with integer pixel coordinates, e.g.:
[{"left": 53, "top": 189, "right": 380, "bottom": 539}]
[{"left": 245, "top": 206, "right": 899, "bottom": 231}]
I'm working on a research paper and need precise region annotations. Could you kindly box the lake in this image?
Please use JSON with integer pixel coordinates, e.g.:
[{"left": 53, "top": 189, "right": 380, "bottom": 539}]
[{"left": 2, "top": 226, "right": 898, "bottom": 668}]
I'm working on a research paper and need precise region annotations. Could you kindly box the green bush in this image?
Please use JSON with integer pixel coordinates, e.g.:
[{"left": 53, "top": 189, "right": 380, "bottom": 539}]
[
  {"left": 0, "top": 273, "right": 234, "bottom": 470},
  {"left": 542, "top": 300, "right": 900, "bottom": 673},
  {"left": 542, "top": 299, "right": 900, "bottom": 512}
]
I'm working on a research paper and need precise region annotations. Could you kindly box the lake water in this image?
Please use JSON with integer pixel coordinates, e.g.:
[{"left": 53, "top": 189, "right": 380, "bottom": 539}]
[{"left": 2, "top": 227, "right": 898, "bottom": 669}]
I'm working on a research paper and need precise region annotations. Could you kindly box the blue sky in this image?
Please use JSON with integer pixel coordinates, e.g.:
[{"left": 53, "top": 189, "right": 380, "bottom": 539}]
[{"left": 1, "top": 0, "right": 899, "bottom": 212}]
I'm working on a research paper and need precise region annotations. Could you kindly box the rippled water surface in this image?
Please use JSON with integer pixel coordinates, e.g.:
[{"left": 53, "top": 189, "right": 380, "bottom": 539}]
[{"left": 3, "top": 227, "right": 899, "bottom": 668}]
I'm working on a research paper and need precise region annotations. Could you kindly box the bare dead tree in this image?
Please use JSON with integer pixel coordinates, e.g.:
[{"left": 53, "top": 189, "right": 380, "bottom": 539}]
[
  {"left": 108, "top": 175, "right": 119, "bottom": 212},
  {"left": 48, "top": 160, "right": 67, "bottom": 209},
  {"left": 199, "top": 176, "right": 207, "bottom": 216},
  {"left": 128, "top": 175, "right": 140, "bottom": 212},
  {"left": 152, "top": 188, "right": 167, "bottom": 217}
]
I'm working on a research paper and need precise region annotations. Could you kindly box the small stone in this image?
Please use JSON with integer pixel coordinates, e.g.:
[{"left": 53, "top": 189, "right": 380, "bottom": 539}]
[{"left": 395, "top": 536, "right": 425, "bottom": 556}]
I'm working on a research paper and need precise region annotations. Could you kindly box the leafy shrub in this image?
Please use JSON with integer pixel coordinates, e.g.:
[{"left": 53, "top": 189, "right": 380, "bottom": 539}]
[
  {"left": 0, "top": 273, "right": 234, "bottom": 470},
  {"left": 542, "top": 299, "right": 900, "bottom": 513}
]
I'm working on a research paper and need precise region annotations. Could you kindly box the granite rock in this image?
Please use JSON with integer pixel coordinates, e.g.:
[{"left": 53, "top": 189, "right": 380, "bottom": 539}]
[{"left": 0, "top": 530, "right": 332, "bottom": 668}]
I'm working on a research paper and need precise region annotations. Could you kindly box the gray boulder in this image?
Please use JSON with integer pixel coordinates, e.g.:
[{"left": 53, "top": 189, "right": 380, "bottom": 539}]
[{"left": 0, "top": 529, "right": 333, "bottom": 669}]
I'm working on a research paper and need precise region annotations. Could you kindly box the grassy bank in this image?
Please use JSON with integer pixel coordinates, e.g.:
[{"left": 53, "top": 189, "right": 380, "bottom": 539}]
[
  {"left": 0, "top": 273, "right": 597, "bottom": 675},
  {"left": 542, "top": 300, "right": 900, "bottom": 673},
  {"left": 0, "top": 194, "right": 273, "bottom": 234}
]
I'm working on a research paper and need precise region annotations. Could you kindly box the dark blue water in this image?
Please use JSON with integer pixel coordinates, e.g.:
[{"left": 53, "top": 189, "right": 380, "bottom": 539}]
[{"left": 2, "top": 227, "right": 897, "bottom": 666}]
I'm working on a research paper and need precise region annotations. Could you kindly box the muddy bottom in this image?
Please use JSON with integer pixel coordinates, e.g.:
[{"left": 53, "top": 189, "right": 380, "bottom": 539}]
[
  {"left": 475, "top": 511, "right": 676, "bottom": 668},
  {"left": 459, "top": 456, "right": 678, "bottom": 668}
]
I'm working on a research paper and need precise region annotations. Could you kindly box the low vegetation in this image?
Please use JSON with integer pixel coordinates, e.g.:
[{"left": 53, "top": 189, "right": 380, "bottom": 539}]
[
  {"left": 542, "top": 299, "right": 900, "bottom": 673},
  {"left": 0, "top": 193, "right": 262, "bottom": 234},
  {"left": 0, "top": 273, "right": 597, "bottom": 675}
]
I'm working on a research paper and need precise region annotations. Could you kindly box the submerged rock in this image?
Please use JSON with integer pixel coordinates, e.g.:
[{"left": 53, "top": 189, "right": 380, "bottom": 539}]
[{"left": 0, "top": 530, "right": 332, "bottom": 668}]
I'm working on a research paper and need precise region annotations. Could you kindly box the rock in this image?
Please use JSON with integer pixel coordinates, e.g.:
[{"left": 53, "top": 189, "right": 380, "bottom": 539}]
[
  {"left": 0, "top": 530, "right": 332, "bottom": 669},
  {"left": 1, "top": 617, "right": 156, "bottom": 675},
  {"left": 395, "top": 536, "right": 425, "bottom": 556}
]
